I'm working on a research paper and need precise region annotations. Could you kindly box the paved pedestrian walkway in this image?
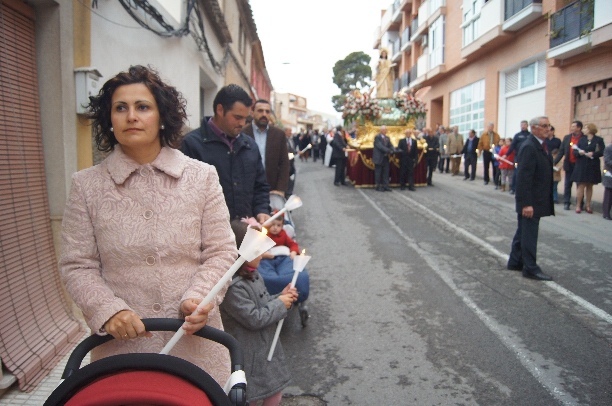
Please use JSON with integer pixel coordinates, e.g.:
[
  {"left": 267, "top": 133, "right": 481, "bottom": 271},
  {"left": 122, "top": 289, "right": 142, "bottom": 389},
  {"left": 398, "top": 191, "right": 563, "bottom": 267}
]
[{"left": 0, "top": 324, "right": 90, "bottom": 405}]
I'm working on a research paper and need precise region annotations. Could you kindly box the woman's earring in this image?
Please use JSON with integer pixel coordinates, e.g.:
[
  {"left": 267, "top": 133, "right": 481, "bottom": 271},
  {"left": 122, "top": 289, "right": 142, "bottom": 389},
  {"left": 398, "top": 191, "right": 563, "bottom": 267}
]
[
  {"left": 161, "top": 124, "right": 165, "bottom": 130},
  {"left": 110, "top": 127, "right": 114, "bottom": 132}
]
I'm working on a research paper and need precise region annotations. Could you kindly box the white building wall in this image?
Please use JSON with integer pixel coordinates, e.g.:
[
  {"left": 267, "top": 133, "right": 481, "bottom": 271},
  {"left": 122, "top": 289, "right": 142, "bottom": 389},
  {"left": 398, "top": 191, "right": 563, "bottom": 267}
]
[{"left": 89, "top": 1, "right": 225, "bottom": 129}]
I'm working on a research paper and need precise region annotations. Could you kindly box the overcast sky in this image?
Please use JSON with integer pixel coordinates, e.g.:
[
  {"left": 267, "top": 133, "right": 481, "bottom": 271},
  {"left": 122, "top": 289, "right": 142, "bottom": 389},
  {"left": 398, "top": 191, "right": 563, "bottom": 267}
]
[{"left": 250, "top": 0, "right": 392, "bottom": 117}]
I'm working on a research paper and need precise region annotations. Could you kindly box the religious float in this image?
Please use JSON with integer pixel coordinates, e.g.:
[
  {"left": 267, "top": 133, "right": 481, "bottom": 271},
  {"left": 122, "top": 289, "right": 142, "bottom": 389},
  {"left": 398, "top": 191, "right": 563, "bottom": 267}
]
[{"left": 342, "top": 89, "right": 428, "bottom": 188}]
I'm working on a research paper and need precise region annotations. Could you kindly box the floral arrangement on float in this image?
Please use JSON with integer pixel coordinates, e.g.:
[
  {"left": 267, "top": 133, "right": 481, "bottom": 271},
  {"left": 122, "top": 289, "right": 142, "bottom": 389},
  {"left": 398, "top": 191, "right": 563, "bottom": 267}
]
[
  {"left": 342, "top": 89, "right": 383, "bottom": 127},
  {"left": 394, "top": 90, "right": 427, "bottom": 123}
]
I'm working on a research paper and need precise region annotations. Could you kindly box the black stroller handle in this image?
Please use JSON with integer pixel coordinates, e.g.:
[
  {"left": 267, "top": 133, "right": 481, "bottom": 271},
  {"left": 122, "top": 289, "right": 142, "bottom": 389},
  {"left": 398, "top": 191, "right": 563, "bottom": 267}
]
[{"left": 63, "top": 318, "right": 244, "bottom": 380}]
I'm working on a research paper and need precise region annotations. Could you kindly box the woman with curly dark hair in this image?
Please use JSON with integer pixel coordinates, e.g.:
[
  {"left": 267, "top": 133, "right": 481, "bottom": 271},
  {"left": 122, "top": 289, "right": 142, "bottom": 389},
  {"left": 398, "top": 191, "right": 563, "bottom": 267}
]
[{"left": 60, "top": 65, "right": 237, "bottom": 386}]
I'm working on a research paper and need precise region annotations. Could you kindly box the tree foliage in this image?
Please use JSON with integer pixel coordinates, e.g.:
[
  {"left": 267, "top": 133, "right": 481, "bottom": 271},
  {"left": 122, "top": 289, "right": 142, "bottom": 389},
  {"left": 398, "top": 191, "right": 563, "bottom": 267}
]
[{"left": 331, "top": 51, "right": 372, "bottom": 112}]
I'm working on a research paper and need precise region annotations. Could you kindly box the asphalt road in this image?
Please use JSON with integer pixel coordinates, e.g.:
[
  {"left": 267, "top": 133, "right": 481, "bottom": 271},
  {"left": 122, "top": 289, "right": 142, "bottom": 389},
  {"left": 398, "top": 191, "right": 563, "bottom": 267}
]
[{"left": 279, "top": 159, "right": 612, "bottom": 406}]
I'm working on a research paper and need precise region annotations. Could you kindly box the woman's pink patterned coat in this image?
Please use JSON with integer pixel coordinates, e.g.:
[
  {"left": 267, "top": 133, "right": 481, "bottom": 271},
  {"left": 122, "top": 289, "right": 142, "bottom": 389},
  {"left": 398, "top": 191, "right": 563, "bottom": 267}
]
[{"left": 60, "top": 146, "right": 238, "bottom": 385}]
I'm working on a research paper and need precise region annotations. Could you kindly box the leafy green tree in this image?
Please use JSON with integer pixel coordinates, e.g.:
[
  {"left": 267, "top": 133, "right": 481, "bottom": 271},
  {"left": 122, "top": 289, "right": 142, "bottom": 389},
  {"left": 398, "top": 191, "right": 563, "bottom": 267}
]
[{"left": 332, "top": 51, "right": 372, "bottom": 112}]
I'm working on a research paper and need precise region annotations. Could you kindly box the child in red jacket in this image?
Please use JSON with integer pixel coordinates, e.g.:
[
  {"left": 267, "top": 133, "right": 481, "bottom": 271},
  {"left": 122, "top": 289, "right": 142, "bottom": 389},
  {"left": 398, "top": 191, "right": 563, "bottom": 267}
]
[
  {"left": 498, "top": 137, "right": 515, "bottom": 192},
  {"left": 258, "top": 212, "right": 309, "bottom": 303}
]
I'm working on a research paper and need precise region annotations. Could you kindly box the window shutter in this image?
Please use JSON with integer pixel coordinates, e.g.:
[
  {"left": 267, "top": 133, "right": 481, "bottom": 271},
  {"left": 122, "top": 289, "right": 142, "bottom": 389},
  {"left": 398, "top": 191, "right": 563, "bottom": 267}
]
[{"left": 0, "top": 0, "right": 84, "bottom": 392}]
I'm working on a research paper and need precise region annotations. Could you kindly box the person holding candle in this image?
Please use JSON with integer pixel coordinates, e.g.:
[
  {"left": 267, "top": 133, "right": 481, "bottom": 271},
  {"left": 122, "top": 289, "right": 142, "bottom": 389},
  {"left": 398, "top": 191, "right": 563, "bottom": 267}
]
[
  {"left": 258, "top": 212, "right": 310, "bottom": 304},
  {"left": 220, "top": 219, "right": 298, "bottom": 406},
  {"left": 507, "top": 116, "right": 554, "bottom": 281},
  {"left": 59, "top": 65, "right": 237, "bottom": 386},
  {"left": 478, "top": 122, "right": 501, "bottom": 185},
  {"left": 498, "top": 137, "right": 515, "bottom": 192},
  {"left": 570, "top": 123, "right": 605, "bottom": 214}
]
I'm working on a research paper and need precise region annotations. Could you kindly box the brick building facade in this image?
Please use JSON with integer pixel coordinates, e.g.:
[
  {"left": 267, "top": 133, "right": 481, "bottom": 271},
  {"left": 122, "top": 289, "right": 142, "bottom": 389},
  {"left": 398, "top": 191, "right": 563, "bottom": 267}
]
[{"left": 375, "top": 0, "right": 611, "bottom": 144}]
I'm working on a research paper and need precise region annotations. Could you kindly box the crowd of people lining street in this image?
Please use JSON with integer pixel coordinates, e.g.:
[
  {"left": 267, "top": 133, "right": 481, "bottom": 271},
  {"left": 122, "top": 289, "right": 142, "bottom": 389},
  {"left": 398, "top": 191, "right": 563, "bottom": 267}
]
[
  {"left": 317, "top": 119, "right": 610, "bottom": 222},
  {"left": 55, "top": 64, "right": 610, "bottom": 404}
]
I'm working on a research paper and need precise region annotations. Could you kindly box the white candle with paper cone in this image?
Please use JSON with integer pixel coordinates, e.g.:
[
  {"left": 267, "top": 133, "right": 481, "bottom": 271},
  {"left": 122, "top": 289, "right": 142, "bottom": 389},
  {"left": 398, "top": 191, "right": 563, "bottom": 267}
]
[
  {"left": 262, "top": 195, "right": 303, "bottom": 227},
  {"left": 267, "top": 249, "right": 311, "bottom": 361},
  {"left": 160, "top": 227, "right": 275, "bottom": 355}
]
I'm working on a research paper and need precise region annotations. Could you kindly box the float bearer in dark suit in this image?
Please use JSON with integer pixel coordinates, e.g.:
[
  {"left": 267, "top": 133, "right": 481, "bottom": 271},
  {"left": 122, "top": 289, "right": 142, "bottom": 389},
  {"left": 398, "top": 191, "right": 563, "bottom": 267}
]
[
  {"left": 507, "top": 116, "right": 554, "bottom": 281},
  {"left": 397, "top": 129, "right": 418, "bottom": 191},
  {"left": 373, "top": 125, "right": 394, "bottom": 191}
]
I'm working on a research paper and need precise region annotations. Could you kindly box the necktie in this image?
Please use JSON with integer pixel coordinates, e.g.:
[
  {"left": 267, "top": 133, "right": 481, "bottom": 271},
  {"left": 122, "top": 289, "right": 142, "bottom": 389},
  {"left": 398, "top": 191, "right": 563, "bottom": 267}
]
[
  {"left": 407, "top": 139, "right": 411, "bottom": 152},
  {"left": 543, "top": 143, "right": 548, "bottom": 154}
]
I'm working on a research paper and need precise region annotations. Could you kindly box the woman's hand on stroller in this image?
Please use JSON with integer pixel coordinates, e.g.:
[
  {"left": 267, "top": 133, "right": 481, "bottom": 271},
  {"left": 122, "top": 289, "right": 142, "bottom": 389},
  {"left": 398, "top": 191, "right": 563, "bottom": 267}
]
[
  {"left": 180, "top": 299, "right": 213, "bottom": 335},
  {"left": 104, "top": 310, "right": 152, "bottom": 341},
  {"left": 279, "top": 284, "right": 299, "bottom": 309}
]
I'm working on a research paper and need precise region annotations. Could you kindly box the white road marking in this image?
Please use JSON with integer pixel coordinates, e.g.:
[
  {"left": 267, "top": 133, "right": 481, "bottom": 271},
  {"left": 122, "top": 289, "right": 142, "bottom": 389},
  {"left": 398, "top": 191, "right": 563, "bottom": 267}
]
[
  {"left": 392, "top": 191, "right": 612, "bottom": 325},
  {"left": 360, "top": 190, "right": 582, "bottom": 406}
]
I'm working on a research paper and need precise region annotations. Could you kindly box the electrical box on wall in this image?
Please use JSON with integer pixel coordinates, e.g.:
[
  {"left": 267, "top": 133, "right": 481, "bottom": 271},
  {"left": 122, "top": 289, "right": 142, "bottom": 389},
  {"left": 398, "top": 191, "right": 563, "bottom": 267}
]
[{"left": 74, "top": 67, "right": 102, "bottom": 114}]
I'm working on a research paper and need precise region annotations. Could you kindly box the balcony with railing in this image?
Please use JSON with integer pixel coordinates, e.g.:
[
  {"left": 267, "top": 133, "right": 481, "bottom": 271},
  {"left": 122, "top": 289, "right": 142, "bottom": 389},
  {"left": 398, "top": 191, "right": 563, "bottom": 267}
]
[
  {"left": 410, "top": 17, "right": 420, "bottom": 41},
  {"left": 400, "top": 71, "right": 410, "bottom": 89},
  {"left": 391, "top": 36, "right": 402, "bottom": 62},
  {"left": 502, "top": 0, "right": 543, "bottom": 32},
  {"left": 461, "top": 0, "right": 511, "bottom": 59},
  {"left": 401, "top": 26, "right": 412, "bottom": 52},
  {"left": 547, "top": 0, "right": 594, "bottom": 60},
  {"left": 592, "top": 0, "right": 612, "bottom": 48}
]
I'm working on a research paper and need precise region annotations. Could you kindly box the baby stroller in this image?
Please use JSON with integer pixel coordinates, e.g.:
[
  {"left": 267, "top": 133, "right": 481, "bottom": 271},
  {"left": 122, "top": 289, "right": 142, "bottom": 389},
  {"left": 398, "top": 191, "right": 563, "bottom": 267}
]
[
  {"left": 45, "top": 319, "right": 246, "bottom": 406},
  {"left": 261, "top": 193, "right": 310, "bottom": 327}
]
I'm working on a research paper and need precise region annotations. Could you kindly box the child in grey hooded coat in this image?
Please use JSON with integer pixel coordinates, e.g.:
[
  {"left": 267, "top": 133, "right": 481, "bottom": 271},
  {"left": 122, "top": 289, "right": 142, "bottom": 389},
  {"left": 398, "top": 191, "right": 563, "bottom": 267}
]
[{"left": 220, "top": 219, "right": 298, "bottom": 405}]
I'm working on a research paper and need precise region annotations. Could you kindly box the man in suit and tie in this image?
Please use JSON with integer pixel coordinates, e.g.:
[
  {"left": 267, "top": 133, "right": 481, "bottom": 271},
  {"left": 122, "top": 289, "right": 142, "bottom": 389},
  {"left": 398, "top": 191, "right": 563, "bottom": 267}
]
[
  {"left": 331, "top": 125, "right": 348, "bottom": 186},
  {"left": 507, "top": 116, "right": 554, "bottom": 281},
  {"left": 397, "top": 129, "right": 418, "bottom": 191},
  {"left": 423, "top": 128, "right": 439, "bottom": 186},
  {"left": 243, "top": 99, "right": 290, "bottom": 197},
  {"left": 373, "top": 125, "right": 394, "bottom": 191},
  {"left": 462, "top": 129, "right": 479, "bottom": 181}
]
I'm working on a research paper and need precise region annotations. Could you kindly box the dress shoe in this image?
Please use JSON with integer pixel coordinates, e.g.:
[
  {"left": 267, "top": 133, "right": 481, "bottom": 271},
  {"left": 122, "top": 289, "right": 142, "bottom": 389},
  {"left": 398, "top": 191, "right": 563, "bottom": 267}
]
[
  {"left": 334, "top": 182, "right": 340, "bottom": 186},
  {"left": 383, "top": 187, "right": 392, "bottom": 192},
  {"left": 586, "top": 207, "right": 593, "bottom": 214},
  {"left": 563, "top": 203, "right": 570, "bottom": 210},
  {"left": 341, "top": 182, "right": 348, "bottom": 186},
  {"left": 376, "top": 187, "right": 383, "bottom": 192},
  {"left": 604, "top": 216, "right": 612, "bottom": 220},
  {"left": 408, "top": 187, "right": 416, "bottom": 191},
  {"left": 522, "top": 270, "right": 553, "bottom": 281},
  {"left": 400, "top": 186, "right": 406, "bottom": 190},
  {"left": 470, "top": 178, "right": 475, "bottom": 182},
  {"left": 509, "top": 190, "right": 515, "bottom": 194},
  {"left": 463, "top": 177, "right": 469, "bottom": 181},
  {"left": 507, "top": 264, "right": 523, "bottom": 271},
  {"left": 575, "top": 208, "right": 581, "bottom": 214},
  {"left": 484, "top": 181, "right": 489, "bottom": 185}
]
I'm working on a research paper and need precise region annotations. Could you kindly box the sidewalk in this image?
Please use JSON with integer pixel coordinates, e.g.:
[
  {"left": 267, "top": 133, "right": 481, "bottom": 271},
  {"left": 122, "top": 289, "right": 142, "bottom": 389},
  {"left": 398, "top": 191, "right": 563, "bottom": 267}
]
[{"left": 0, "top": 324, "right": 90, "bottom": 405}]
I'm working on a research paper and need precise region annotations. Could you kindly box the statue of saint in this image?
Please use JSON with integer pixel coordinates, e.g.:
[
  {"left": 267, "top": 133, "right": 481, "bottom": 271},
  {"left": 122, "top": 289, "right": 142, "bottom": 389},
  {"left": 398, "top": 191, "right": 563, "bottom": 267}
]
[{"left": 375, "top": 48, "right": 396, "bottom": 99}]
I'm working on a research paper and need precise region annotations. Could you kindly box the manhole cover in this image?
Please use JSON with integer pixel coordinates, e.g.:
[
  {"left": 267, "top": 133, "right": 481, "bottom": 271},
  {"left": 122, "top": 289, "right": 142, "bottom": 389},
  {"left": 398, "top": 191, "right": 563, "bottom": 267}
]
[{"left": 281, "top": 394, "right": 326, "bottom": 405}]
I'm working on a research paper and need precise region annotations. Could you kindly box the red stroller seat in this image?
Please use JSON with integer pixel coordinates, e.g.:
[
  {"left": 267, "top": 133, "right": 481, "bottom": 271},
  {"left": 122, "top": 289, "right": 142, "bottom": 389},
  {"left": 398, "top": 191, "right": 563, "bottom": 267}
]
[{"left": 44, "top": 319, "right": 246, "bottom": 406}]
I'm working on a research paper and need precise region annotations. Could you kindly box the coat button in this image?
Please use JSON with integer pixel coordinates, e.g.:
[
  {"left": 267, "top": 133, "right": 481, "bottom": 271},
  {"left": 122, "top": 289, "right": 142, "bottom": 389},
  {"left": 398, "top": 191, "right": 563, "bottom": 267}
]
[
  {"left": 143, "top": 210, "right": 153, "bottom": 219},
  {"left": 152, "top": 303, "right": 162, "bottom": 312},
  {"left": 146, "top": 256, "right": 156, "bottom": 265},
  {"left": 139, "top": 168, "right": 149, "bottom": 177}
]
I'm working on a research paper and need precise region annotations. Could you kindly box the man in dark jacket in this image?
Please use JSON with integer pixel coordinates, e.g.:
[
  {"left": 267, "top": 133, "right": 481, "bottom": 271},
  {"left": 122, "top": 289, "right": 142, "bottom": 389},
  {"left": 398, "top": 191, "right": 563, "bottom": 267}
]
[
  {"left": 397, "top": 129, "right": 418, "bottom": 191},
  {"left": 373, "top": 125, "right": 393, "bottom": 191},
  {"left": 331, "top": 126, "right": 348, "bottom": 186},
  {"left": 462, "top": 129, "right": 479, "bottom": 181},
  {"left": 181, "top": 84, "right": 270, "bottom": 223},
  {"left": 423, "top": 128, "right": 440, "bottom": 186},
  {"left": 507, "top": 116, "right": 554, "bottom": 281},
  {"left": 502, "top": 120, "right": 530, "bottom": 194},
  {"left": 242, "top": 99, "right": 289, "bottom": 197}
]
